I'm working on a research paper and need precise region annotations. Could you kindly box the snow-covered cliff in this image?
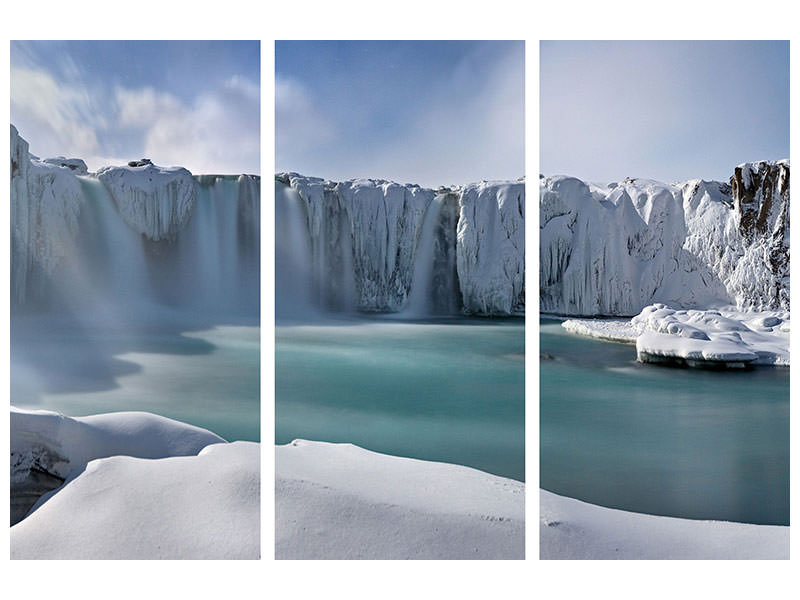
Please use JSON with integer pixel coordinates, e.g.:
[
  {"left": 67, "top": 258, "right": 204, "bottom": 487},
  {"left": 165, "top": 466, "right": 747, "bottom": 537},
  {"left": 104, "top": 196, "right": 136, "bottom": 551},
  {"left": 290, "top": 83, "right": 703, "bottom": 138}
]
[
  {"left": 11, "top": 125, "right": 85, "bottom": 305},
  {"left": 97, "top": 163, "right": 196, "bottom": 241},
  {"left": 277, "top": 173, "right": 525, "bottom": 317},
  {"left": 540, "top": 162, "right": 790, "bottom": 316},
  {"left": 10, "top": 126, "right": 260, "bottom": 316}
]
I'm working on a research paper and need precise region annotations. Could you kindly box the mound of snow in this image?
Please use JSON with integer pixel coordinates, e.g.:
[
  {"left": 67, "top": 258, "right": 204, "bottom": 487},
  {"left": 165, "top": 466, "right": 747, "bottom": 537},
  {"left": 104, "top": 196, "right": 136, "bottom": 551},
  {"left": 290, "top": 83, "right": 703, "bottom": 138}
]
[
  {"left": 11, "top": 441, "right": 259, "bottom": 559},
  {"left": 41, "top": 156, "right": 89, "bottom": 175},
  {"left": 10, "top": 407, "right": 225, "bottom": 525},
  {"left": 540, "top": 489, "right": 788, "bottom": 560},
  {"left": 276, "top": 440, "right": 524, "bottom": 559},
  {"left": 632, "top": 304, "right": 789, "bottom": 366},
  {"left": 97, "top": 162, "right": 196, "bottom": 241}
]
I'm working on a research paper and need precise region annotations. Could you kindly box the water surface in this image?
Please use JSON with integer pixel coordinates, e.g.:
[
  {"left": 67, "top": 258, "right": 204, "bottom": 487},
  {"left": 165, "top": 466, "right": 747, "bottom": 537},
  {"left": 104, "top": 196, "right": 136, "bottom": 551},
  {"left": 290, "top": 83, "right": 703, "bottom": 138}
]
[
  {"left": 276, "top": 317, "right": 525, "bottom": 481},
  {"left": 540, "top": 318, "right": 788, "bottom": 525}
]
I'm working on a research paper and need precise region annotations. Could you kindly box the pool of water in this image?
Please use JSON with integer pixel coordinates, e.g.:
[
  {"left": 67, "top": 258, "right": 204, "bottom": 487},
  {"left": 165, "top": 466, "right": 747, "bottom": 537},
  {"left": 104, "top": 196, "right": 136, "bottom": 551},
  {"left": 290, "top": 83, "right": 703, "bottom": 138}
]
[
  {"left": 276, "top": 317, "right": 525, "bottom": 481},
  {"left": 540, "top": 317, "right": 789, "bottom": 525},
  {"left": 11, "top": 316, "right": 260, "bottom": 442}
]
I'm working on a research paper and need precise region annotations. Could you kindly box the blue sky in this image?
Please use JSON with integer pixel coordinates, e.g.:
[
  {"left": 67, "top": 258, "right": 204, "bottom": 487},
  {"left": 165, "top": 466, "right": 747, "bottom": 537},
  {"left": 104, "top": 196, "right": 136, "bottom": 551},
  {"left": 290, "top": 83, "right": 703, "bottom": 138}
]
[
  {"left": 276, "top": 41, "right": 524, "bottom": 187},
  {"left": 11, "top": 41, "right": 260, "bottom": 174},
  {"left": 540, "top": 41, "right": 789, "bottom": 183}
]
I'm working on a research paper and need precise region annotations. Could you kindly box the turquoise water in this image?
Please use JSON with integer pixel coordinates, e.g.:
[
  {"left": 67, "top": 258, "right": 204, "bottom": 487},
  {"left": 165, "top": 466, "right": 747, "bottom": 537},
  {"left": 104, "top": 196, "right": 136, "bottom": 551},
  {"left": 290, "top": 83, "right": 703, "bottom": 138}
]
[
  {"left": 540, "top": 318, "right": 789, "bottom": 525},
  {"left": 11, "top": 317, "right": 260, "bottom": 442},
  {"left": 276, "top": 317, "right": 525, "bottom": 481}
]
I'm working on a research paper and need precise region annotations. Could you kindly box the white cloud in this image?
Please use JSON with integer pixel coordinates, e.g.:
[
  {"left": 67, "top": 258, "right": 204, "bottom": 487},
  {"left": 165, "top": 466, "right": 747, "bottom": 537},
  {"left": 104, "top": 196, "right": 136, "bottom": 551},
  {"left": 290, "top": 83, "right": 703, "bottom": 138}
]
[
  {"left": 114, "top": 80, "right": 260, "bottom": 174},
  {"left": 12, "top": 64, "right": 260, "bottom": 175},
  {"left": 11, "top": 66, "right": 102, "bottom": 160}
]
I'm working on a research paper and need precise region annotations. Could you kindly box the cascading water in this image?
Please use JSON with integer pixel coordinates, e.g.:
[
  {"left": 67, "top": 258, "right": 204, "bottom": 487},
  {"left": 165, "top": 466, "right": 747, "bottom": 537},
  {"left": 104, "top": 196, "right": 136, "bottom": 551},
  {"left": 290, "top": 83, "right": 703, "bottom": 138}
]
[{"left": 405, "top": 194, "right": 446, "bottom": 317}]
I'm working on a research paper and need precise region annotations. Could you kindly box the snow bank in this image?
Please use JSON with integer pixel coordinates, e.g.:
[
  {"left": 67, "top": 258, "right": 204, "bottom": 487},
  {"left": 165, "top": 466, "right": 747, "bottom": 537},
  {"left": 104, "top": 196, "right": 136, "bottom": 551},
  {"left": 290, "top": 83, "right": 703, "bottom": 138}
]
[
  {"left": 540, "top": 489, "right": 788, "bottom": 560},
  {"left": 562, "top": 304, "right": 789, "bottom": 367},
  {"left": 632, "top": 304, "right": 789, "bottom": 367},
  {"left": 541, "top": 163, "right": 790, "bottom": 316},
  {"left": 97, "top": 162, "right": 196, "bottom": 241},
  {"left": 279, "top": 172, "right": 525, "bottom": 316},
  {"left": 10, "top": 407, "right": 225, "bottom": 525},
  {"left": 41, "top": 156, "right": 89, "bottom": 175},
  {"left": 11, "top": 441, "right": 259, "bottom": 559},
  {"left": 276, "top": 440, "right": 524, "bottom": 559}
]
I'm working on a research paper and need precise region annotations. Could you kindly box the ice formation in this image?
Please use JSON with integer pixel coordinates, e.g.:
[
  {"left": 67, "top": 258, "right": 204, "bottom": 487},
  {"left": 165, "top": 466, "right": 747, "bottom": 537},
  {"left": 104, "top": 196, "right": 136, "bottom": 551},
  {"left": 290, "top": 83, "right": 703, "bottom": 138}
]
[
  {"left": 97, "top": 163, "right": 196, "bottom": 241},
  {"left": 276, "top": 172, "right": 524, "bottom": 317},
  {"left": 540, "top": 489, "right": 788, "bottom": 560},
  {"left": 562, "top": 303, "right": 789, "bottom": 367},
  {"left": 11, "top": 125, "right": 85, "bottom": 304},
  {"left": 540, "top": 162, "right": 790, "bottom": 316},
  {"left": 276, "top": 439, "right": 524, "bottom": 559},
  {"left": 10, "top": 126, "right": 260, "bottom": 316}
]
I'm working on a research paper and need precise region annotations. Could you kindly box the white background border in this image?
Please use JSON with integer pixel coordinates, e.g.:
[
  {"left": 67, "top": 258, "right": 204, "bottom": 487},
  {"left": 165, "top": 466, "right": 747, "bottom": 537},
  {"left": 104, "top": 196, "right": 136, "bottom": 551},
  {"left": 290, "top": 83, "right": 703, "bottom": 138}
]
[{"left": 1, "top": 1, "right": 796, "bottom": 598}]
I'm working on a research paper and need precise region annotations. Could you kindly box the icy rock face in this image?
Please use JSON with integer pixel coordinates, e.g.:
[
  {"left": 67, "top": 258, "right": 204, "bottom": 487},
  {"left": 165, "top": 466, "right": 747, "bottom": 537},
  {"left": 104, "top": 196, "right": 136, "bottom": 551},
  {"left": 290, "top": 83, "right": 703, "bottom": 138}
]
[
  {"left": 457, "top": 180, "right": 525, "bottom": 314},
  {"left": 728, "top": 161, "right": 790, "bottom": 310},
  {"left": 11, "top": 125, "right": 85, "bottom": 304},
  {"left": 541, "top": 162, "right": 790, "bottom": 316},
  {"left": 280, "top": 173, "right": 525, "bottom": 316},
  {"left": 96, "top": 163, "right": 196, "bottom": 241},
  {"left": 282, "top": 173, "right": 435, "bottom": 313}
]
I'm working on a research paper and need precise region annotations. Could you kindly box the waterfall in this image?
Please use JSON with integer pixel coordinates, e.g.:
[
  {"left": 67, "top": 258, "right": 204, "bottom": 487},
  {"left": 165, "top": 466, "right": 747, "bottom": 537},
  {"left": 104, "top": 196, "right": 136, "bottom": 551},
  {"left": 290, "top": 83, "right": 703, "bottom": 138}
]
[
  {"left": 275, "top": 173, "right": 524, "bottom": 320},
  {"left": 405, "top": 195, "right": 445, "bottom": 317}
]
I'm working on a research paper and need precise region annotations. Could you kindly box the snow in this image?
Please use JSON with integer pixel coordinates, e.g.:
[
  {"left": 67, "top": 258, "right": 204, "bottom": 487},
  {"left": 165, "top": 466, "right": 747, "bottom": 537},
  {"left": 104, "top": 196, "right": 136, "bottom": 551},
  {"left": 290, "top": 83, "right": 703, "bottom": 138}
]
[
  {"left": 632, "top": 304, "right": 789, "bottom": 366},
  {"left": 276, "top": 440, "right": 524, "bottom": 559},
  {"left": 561, "top": 318, "right": 640, "bottom": 343},
  {"left": 541, "top": 162, "right": 790, "bottom": 316},
  {"left": 540, "top": 489, "right": 788, "bottom": 560},
  {"left": 11, "top": 441, "right": 259, "bottom": 559},
  {"left": 457, "top": 180, "right": 525, "bottom": 315},
  {"left": 10, "top": 407, "right": 226, "bottom": 525},
  {"left": 562, "top": 304, "right": 789, "bottom": 367},
  {"left": 96, "top": 162, "right": 196, "bottom": 241},
  {"left": 279, "top": 172, "right": 525, "bottom": 316},
  {"left": 41, "top": 156, "right": 89, "bottom": 175}
]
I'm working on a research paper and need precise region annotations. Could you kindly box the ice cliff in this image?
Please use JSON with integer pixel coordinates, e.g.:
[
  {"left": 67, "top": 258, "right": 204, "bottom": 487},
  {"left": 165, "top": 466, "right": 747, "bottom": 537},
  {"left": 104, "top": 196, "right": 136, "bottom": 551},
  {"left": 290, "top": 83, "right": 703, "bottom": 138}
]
[
  {"left": 540, "top": 162, "right": 790, "bottom": 316},
  {"left": 276, "top": 173, "right": 525, "bottom": 317},
  {"left": 10, "top": 126, "right": 260, "bottom": 315}
]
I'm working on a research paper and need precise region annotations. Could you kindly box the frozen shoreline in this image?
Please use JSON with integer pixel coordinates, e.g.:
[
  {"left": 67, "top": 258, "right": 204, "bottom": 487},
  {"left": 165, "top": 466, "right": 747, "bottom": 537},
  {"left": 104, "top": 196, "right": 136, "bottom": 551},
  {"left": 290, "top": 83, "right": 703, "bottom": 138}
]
[
  {"left": 276, "top": 439, "right": 524, "bottom": 559},
  {"left": 540, "top": 489, "right": 788, "bottom": 560}
]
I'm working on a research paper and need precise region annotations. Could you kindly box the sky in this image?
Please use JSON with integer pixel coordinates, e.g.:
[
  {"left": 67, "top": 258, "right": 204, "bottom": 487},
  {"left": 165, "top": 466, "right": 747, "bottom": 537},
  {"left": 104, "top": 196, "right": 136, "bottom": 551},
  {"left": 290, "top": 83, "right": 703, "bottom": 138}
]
[
  {"left": 540, "top": 40, "right": 789, "bottom": 183},
  {"left": 276, "top": 41, "right": 524, "bottom": 188},
  {"left": 11, "top": 40, "right": 260, "bottom": 175}
]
